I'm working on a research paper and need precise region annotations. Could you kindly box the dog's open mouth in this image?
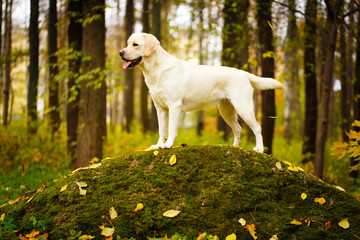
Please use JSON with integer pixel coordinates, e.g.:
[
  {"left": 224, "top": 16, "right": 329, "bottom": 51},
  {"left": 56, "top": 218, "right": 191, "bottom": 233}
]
[{"left": 123, "top": 57, "right": 142, "bottom": 69}]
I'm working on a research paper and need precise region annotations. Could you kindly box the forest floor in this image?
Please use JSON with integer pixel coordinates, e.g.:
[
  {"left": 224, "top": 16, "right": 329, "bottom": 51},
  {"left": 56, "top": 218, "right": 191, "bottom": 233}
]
[{"left": 1, "top": 145, "right": 360, "bottom": 239}]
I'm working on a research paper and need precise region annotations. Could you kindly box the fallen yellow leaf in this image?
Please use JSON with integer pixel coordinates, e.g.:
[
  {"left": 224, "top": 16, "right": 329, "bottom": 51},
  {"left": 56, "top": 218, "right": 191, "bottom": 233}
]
[
  {"left": 26, "top": 195, "right": 35, "bottom": 204},
  {"left": 75, "top": 181, "right": 88, "bottom": 188},
  {"left": 197, "top": 232, "right": 207, "bottom": 240},
  {"left": 145, "top": 147, "right": 158, "bottom": 151},
  {"left": 153, "top": 150, "right": 159, "bottom": 156},
  {"left": 335, "top": 185, "right": 345, "bottom": 192},
  {"left": 314, "top": 197, "right": 326, "bottom": 205},
  {"left": 283, "top": 161, "right": 292, "bottom": 166},
  {"left": 288, "top": 165, "right": 299, "bottom": 172},
  {"left": 79, "top": 188, "right": 87, "bottom": 196},
  {"left": 290, "top": 219, "right": 302, "bottom": 225},
  {"left": 60, "top": 184, "right": 68, "bottom": 192},
  {"left": 25, "top": 230, "right": 40, "bottom": 238},
  {"left": 225, "top": 233, "right": 236, "bottom": 240},
  {"left": 244, "top": 224, "right": 257, "bottom": 239},
  {"left": 100, "top": 226, "right": 115, "bottom": 237},
  {"left": 270, "top": 234, "right": 279, "bottom": 240},
  {"left": 8, "top": 200, "right": 15, "bottom": 205},
  {"left": 169, "top": 154, "right": 177, "bottom": 165},
  {"left": 72, "top": 167, "right": 83, "bottom": 174},
  {"left": 75, "top": 181, "right": 88, "bottom": 196},
  {"left": 301, "top": 193, "right": 307, "bottom": 200},
  {"left": 134, "top": 203, "right": 144, "bottom": 212},
  {"left": 79, "top": 235, "right": 96, "bottom": 240},
  {"left": 338, "top": 218, "right": 350, "bottom": 229},
  {"left": 0, "top": 203, "right": 7, "bottom": 208},
  {"left": 0, "top": 213, "right": 5, "bottom": 221},
  {"left": 239, "top": 218, "right": 246, "bottom": 226},
  {"left": 163, "top": 209, "right": 181, "bottom": 218},
  {"left": 275, "top": 162, "right": 282, "bottom": 170},
  {"left": 109, "top": 207, "right": 118, "bottom": 220},
  {"left": 86, "top": 163, "right": 102, "bottom": 169}
]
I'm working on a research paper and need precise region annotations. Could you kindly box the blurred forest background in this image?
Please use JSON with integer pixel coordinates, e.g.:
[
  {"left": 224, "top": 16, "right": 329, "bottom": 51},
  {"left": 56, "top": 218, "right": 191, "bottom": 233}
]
[{"left": 0, "top": 0, "right": 360, "bottom": 204}]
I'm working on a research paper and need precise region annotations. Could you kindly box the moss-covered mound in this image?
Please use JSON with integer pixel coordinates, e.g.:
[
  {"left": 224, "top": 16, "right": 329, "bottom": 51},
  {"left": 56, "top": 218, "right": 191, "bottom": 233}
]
[{"left": 1, "top": 145, "right": 360, "bottom": 239}]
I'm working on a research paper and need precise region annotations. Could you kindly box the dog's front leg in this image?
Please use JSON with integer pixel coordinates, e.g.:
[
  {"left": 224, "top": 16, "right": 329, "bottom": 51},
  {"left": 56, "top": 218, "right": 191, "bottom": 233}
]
[
  {"left": 149, "top": 105, "right": 168, "bottom": 149},
  {"left": 162, "top": 106, "right": 181, "bottom": 149}
]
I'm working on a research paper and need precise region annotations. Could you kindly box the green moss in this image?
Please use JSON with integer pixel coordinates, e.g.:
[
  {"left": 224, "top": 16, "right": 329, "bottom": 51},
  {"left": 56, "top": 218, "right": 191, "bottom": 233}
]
[{"left": 1, "top": 145, "right": 360, "bottom": 239}]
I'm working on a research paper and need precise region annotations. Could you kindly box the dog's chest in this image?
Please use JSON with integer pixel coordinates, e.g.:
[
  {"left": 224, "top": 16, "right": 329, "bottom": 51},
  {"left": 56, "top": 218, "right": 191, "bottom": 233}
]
[
  {"left": 149, "top": 88, "right": 167, "bottom": 107},
  {"left": 146, "top": 80, "right": 182, "bottom": 109}
]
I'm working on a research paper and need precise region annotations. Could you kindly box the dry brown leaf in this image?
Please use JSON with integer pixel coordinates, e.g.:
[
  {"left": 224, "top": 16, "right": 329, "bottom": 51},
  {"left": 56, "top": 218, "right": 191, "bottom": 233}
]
[
  {"left": 197, "top": 232, "right": 207, "bottom": 240},
  {"left": 325, "top": 221, "right": 331, "bottom": 230}
]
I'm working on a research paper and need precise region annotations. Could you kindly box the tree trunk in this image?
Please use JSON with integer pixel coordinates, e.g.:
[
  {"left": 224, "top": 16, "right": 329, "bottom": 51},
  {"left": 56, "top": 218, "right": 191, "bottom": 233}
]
[
  {"left": 2, "top": 0, "right": 12, "bottom": 126},
  {"left": 219, "top": 0, "right": 250, "bottom": 141},
  {"left": 141, "top": 0, "right": 150, "bottom": 132},
  {"left": 302, "top": 0, "right": 317, "bottom": 164},
  {"left": 123, "top": 0, "right": 135, "bottom": 133},
  {"left": 48, "top": 0, "right": 60, "bottom": 136},
  {"left": 315, "top": 0, "right": 343, "bottom": 179},
  {"left": 284, "top": 0, "right": 300, "bottom": 141},
  {"left": 0, "top": 0, "right": 3, "bottom": 105},
  {"left": 256, "top": 0, "right": 275, "bottom": 154},
  {"left": 67, "top": 0, "right": 83, "bottom": 163},
  {"left": 75, "top": 0, "right": 106, "bottom": 168},
  {"left": 339, "top": 7, "right": 351, "bottom": 142},
  {"left": 27, "top": 0, "right": 39, "bottom": 134},
  {"left": 352, "top": 9, "right": 360, "bottom": 178},
  {"left": 197, "top": 0, "right": 205, "bottom": 136},
  {"left": 150, "top": 0, "right": 161, "bottom": 131},
  {"left": 110, "top": 0, "right": 122, "bottom": 131}
]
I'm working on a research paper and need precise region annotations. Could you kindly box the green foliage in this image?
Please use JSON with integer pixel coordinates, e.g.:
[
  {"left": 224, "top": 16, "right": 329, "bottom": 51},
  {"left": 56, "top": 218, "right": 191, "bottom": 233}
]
[
  {"left": 29, "top": 216, "right": 46, "bottom": 231},
  {"left": 67, "top": 229, "right": 82, "bottom": 240},
  {"left": 0, "top": 216, "right": 18, "bottom": 240}
]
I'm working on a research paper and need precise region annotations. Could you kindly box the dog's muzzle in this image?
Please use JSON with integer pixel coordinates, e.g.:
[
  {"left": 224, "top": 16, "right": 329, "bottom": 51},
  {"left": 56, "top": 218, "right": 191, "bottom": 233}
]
[
  {"left": 119, "top": 50, "right": 142, "bottom": 69},
  {"left": 122, "top": 57, "right": 143, "bottom": 69}
]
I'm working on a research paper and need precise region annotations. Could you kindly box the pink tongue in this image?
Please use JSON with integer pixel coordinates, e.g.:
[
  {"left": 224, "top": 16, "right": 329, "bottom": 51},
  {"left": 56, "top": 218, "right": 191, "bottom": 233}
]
[{"left": 123, "top": 61, "right": 132, "bottom": 69}]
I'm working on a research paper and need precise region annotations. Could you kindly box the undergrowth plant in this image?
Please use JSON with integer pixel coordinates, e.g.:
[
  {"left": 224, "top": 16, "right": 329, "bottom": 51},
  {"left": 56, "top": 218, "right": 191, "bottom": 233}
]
[
  {"left": 0, "top": 215, "right": 18, "bottom": 240},
  {"left": 0, "top": 120, "right": 71, "bottom": 204},
  {"left": 331, "top": 120, "right": 360, "bottom": 193},
  {"left": 331, "top": 121, "right": 360, "bottom": 171}
]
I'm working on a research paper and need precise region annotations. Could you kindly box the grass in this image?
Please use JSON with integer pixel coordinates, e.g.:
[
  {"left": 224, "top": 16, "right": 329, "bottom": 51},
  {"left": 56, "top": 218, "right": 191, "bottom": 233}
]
[
  {"left": 1, "top": 119, "right": 360, "bottom": 206},
  {"left": 0, "top": 120, "right": 71, "bottom": 205}
]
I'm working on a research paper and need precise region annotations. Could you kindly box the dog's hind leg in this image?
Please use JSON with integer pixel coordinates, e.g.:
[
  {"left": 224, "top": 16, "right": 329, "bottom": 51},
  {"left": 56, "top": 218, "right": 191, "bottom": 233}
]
[
  {"left": 228, "top": 92, "right": 264, "bottom": 153},
  {"left": 218, "top": 99, "right": 242, "bottom": 146}
]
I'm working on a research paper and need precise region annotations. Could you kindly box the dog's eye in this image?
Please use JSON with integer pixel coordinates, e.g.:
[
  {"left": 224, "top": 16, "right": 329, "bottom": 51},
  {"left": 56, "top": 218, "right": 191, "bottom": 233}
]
[{"left": 133, "top": 43, "right": 139, "bottom": 47}]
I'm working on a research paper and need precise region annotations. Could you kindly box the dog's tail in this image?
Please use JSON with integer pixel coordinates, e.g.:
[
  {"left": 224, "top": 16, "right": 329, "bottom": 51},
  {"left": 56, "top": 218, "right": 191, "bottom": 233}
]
[{"left": 244, "top": 71, "right": 284, "bottom": 90}]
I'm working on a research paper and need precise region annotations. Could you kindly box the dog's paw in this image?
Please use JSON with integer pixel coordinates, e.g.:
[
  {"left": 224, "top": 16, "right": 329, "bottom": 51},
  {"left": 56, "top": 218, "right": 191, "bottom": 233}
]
[
  {"left": 159, "top": 142, "right": 173, "bottom": 149},
  {"left": 148, "top": 144, "right": 160, "bottom": 150},
  {"left": 253, "top": 147, "right": 264, "bottom": 153}
]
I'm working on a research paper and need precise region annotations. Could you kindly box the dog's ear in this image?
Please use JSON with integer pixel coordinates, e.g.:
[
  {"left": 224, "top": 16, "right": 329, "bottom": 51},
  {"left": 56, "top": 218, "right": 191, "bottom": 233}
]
[{"left": 144, "top": 34, "right": 160, "bottom": 56}]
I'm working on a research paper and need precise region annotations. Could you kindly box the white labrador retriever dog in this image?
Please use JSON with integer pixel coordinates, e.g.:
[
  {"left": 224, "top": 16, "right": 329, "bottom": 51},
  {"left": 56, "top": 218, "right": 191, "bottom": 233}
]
[{"left": 119, "top": 33, "right": 283, "bottom": 152}]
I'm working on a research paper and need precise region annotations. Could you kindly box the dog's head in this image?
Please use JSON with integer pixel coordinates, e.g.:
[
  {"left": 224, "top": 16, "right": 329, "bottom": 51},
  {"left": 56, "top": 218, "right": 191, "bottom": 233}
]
[{"left": 119, "top": 33, "right": 160, "bottom": 69}]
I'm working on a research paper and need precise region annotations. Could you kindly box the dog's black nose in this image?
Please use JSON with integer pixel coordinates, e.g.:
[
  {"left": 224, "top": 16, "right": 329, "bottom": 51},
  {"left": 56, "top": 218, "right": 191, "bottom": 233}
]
[{"left": 119, "top": 50, "right": 125, "bottom": 57}]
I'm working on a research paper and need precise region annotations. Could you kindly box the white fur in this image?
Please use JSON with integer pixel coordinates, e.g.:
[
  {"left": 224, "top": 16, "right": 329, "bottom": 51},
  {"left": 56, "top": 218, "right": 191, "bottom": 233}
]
[{"left": 120, "top": 33, "right": 284, "bottom": 152}]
